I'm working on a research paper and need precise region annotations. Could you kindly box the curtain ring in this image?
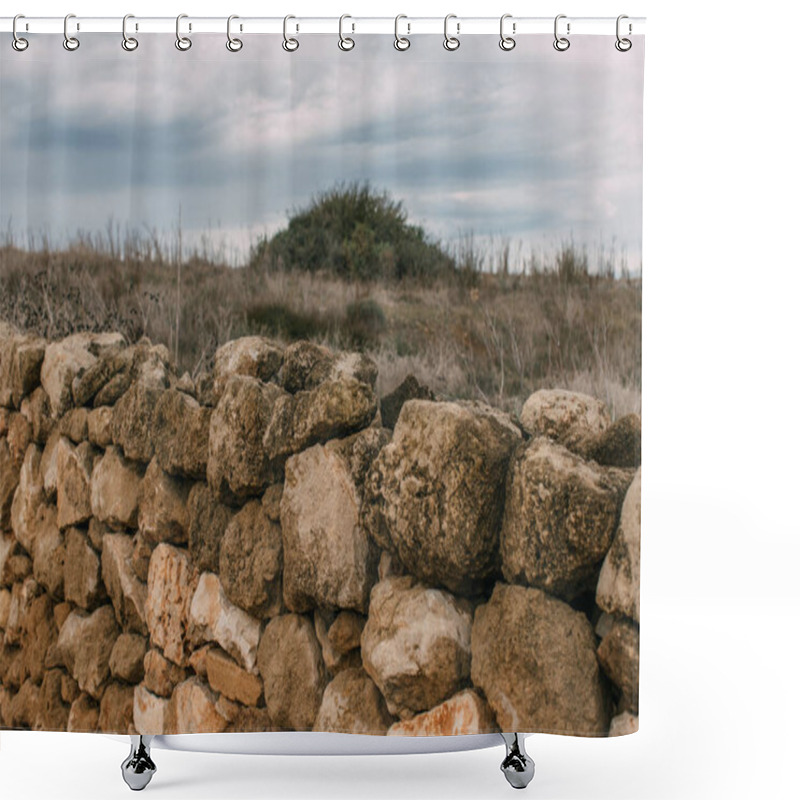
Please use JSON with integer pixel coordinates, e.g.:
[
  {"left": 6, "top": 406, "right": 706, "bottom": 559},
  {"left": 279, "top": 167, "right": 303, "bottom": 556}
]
[
  {"left": 553, "top": 14, "right": 570, "bottom": 51},
  {"left": 283, "top": 15, "right": 299, "bottom": 51},
  {"left": 394, "top": 14, "right": 410, "bottom": 51},
  {"left": 615, "top": 14, "right": 632, "bottom": 52},
  {"left": 63, "top": 13, "right": 80, "bottom": 51},
  {"left": 12, "top": 14, "right": 29, "bottom": 52},
  {"left": 226, "top": 15, "right": 243, "bottom": 52},
  {"left": 122, "top": 14, "right": 139, "bottom": 51},
  {"left": 499, "top": 14, "right": 515, "bottom": 51},
  {"left": 443, "top": 14, "right": 460, "bottom": 51},
  {"left": 175, "top": 14, "right": 192, "bottom": 51},
  {"left": 339, "top": 14, "right": 355, "bottom": 51}
]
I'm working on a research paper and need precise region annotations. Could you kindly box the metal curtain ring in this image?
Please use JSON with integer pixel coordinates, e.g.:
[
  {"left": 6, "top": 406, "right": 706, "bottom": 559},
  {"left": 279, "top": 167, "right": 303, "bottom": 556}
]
[
  {"left": 444, "top": 14, "right": 460, "bottom": 51},
  {"left": 553, "top": 14, "right": 570, "bottom": 51},
  {"left": 226, "top": 15, "right": 243, "bottom": 51},
  {"left": 500, "top": 13, "right": 515, "bottom": 51},
  {"left": 615, "top": 14, "right": 632, "bottom": 51},
  {"left": 394, "top": 14, "right": 410, "bottom": 51},
  {"left": 176, "top": 14, "right": 192, "bottom": 50},
  {"left": 122, "top": 14, "right": 138, "bottom": 51},
  {"left": 63, "top": 13, "right": 79, "bottom": 51},
  {"left": 283, "top": 15, "right": 299, "bottom": 51},
  {"left": 339, "top": 14, "right": 354, "bottom": 51},
  {"left": 12, "top": 14, "right": 29, "bottom": 51}
]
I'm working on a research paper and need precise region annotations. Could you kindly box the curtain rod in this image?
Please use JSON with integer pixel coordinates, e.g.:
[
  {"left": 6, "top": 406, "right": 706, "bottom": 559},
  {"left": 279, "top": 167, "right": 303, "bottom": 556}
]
[{"left": 0, "top": 16, "right": 646, "bottom": 36}]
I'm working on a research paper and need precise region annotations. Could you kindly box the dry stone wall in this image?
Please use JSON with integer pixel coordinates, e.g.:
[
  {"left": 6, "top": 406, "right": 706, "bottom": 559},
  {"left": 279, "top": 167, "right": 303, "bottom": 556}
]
[{"left": 0, "top": 325, "right": 641, "bottom": 737}]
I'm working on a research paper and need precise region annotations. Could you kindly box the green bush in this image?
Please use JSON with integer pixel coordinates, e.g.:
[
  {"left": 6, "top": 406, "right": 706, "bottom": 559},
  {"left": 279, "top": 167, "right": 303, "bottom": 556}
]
[{"left": 342, "top": 298, "right": 387, "bottom": 348}]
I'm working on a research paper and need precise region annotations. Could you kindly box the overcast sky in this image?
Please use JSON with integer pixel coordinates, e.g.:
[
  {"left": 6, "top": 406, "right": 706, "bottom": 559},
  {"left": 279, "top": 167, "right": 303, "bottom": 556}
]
[{"left": 0, "top": 33, "right": 644, "bottom": 270}]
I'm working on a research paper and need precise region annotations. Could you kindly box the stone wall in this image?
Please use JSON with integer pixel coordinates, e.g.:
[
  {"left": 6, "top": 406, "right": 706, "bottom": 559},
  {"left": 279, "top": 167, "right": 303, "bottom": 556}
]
[{"left": 0, "top": 324, "right": 641, "bottom": 737}]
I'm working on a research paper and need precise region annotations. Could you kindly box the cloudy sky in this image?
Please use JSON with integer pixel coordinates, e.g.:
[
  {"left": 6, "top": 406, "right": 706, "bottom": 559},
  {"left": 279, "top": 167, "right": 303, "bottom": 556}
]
[{"left": 0, "top": 33, "right": 644, "bottom": 270}]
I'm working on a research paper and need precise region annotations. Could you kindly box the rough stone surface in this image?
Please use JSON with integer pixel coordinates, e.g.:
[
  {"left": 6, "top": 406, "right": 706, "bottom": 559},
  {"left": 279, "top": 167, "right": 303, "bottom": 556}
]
[
  {"left": 582, "top": 414, "right": 642, "bottom": 468},
  {"left": 519, "top": 389, "right": 611, "bottom": 448},
  {"left": 102, "top": 533, "right": 148, "bottom": 634},
  {"left": 143, "top": 649, "right": 187, "bottom": 698},
  {"left": 56, "top": 438, "right": 95, "bottom": 529},
  {"left": 327, "top": 611, "right": 366, "bottom": 655},
  {"left": 379, "top": 374, "right": 435, "bottom": 430},
  {"left": 64, "top": 528, "right": 103, "bottom": 609},
  {"left": 40, "top": 335, "right": 105, "bottom": 417},
  {"left": 280, "top": 341, "right": 377, "bottom": 393},
  {"left": 90, "top": 446, "right": 142, "bottom": 529},
  {"left": 212, "top": 336, "right": 283, "bottom": 400},
  {"left": 145, "top": 544, "right": 198, "bottom": 666},
  {"left": 35, "top": 668, "right": 72, "bottom": 731},
  {"left": 361, "top": 576, "right": 473, "bottom": 719},
  {"left": 501, "top": 438, "right": 632, "bottom": 600},
  {"left": 608, "top": 711, "right": 639, "bottom": 737},
  {"left": 21, "top": 592, "right": 58, "bottom": 684},
  {"left": 314, "top": 610, "right": 363, "bottom": 675},
  {"left": 189, "top": 572, "right": 261, "bottom": 672},
  {"left": 257, "top": 614, "right": 327, "bottom": 731},
  {"left": 227, "top": 706, "right": 279, "bottom": 733},
  {"left": 59, "top": 407, "right": 89, "bottom": 443},
  {"left": 10, "top": 443, "right": 44, "bottom": 551},
  {"left": 138, "top": 460, "right": 190, "bottom": 545},
  {"left": 29, "top": 503, "right": 65, "bottom": 599},
  {"left": 187, "top": 482, "right": 233, "bottom": 574},
  {"left": 597, "top": 617, "right": 639, "bottom": 715},
  {"left": 109, "top": 633, "right": 147, "bottom": 684},
  {"left": 87, "top": 406, "right": 114, "bottom": 448},
  {"left": 166, "top": 677, "right": 227, "bottom": 734},
  {"left": 387, "top": 689, "right": 498, "bottom": 736},
  {"left": 111, "top": 380, "right": 164, "bottom": 463},
  {"left": 72, "top": 349, "right": 129, "bottom": 408},
  {"left": 219, "top": 498, "right": 283, "bottom": 617},
  {"left": 152, "top": 389, "right": 211, "bottom": 479},
  {"left": 98, "top": 681, "right": 134, "bottom": 733},
  {"left": 40, "top": 433, "right": 59, "bottom": 501},
  {"left": 21, "top": 387, "right": 54, "bottom": 444},
  {"left": 133, "top": 683, "right": 169, "bottom": 735},
  {"left": 313, "top": 668, "right": 394, "bottom": 734},
  {"left": 67, "top": 692, "right": 99, "bottom": 732},
  {"left": 7, "top": 413, "right": 32, "bottom": 468},
  {"left": 0, "top": 438, "right": 20, "bottom": 530},
  {"left": 597, "top": 469, "right": 641, "bottom": 623},
  {"left": 472, "top": 583, "right": 609, "bottom": 735},
  {"left": 205, "top": 647, "right": 263, "bottom": 706},
  {"left": 0, "top": 333, "right": 46, "bottom": 409},
  {"left": 366, "top": 401, "right": 520, "bottom": 595}
]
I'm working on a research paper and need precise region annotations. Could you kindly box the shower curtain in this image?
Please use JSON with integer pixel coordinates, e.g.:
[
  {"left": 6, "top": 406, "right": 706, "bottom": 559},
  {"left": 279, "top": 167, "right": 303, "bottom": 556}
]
[{"left": 0, "top": 27, "right": 643, "bottom": 738}]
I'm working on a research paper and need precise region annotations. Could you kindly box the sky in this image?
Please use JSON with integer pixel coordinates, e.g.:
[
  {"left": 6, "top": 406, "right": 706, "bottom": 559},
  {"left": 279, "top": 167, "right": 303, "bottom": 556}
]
[{"left": 0, "top": 33, "right": 644, "bottom": 271}]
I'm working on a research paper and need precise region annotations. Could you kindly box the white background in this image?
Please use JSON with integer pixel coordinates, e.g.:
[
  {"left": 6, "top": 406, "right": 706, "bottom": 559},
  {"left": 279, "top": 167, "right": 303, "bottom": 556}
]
[{"left": 2, "top": 1, "right": 799, "bottom": 798}]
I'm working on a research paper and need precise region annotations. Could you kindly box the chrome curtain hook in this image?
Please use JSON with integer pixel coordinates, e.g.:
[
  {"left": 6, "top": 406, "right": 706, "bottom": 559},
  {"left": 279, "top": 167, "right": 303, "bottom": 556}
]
[
  {"left": 122, "top": 14, "right": 139, "bottom": 51},
  {"left": 283, "top": 15, "right": 299, "bottom": 52},
  {"left": 175, "top": 13, "right": 192, "bottom": 51},
  {"left": 394, "top": 14, "right": 410, "bottom": 51},
  {"left": 63, "top": 13, "right": 80, "bottom": 51},
  {"left": 12, "top": 14, "right": 29, "bottom": 52},
  {"left": 444, "top": 14, "right": 460, "bottom": 51},
  {"left": 553, "top": 14, "right": 570, "bottom": 51},
  {"left": 500, "top": 13, "right": 516, "bottom": 51},
  {"left": 338, "top": 14, "right": 355, "bottom": 51},
  {"left": 615, "top": 14, "right": 632, "bottom": 51},
  {"left": 226, "top": 15, "right": 243, "bottom": 51}
]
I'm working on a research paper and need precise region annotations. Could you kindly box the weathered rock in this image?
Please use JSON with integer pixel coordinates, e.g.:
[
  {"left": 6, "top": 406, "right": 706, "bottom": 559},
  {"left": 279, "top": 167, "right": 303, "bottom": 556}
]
[
  {"left": 93, "top": 369, "right": 132, "bottom": 408},
  {"left": 472, "top": 583, "right": 609, "bottom": 735},
  {"left": 367, "top": 401, "right": 520, "bottom": 595},
  {"left": 0, "top": 439, "right": 21, "bottom": 531},
  {"left": 0, "top": 333, "right": 46, "bottom": 408},
  {"left": 219, "top": 498, "right": 282, "bottom": 618},
  {"left": 64, "top": 528, "right": 104, "bottom": 609},
  {"left": 109, "top": 633, "right": 147, "bottom": 684},
  {"left": 379, "top": 375, "right": 435, "bottom": 430},
  {"left": 313, "top": 668, "right": 394, "bottom": 734},
  {"left": 20, "top": 388, "right": 53, "bottom": 444},
  {"left": 111, "top": 380, "right": 163, "bottom": 462},
  {"left": 608, "top": 711, "right": 639, "bottom": 736},
  {"left": 56, "top": 438, "right": 95, "bottom": 529},
  {"left": 314, "top": 610, "right": 363, "bottom": 675},
  {"left": 30, "top": 503, "right": 65, "bottom": 598},
  {"left": 187, "top": 644, "right": 214, "bottom": 678},
  {"left": 328, "top": 611, "right": 366, "bottom": 655},
  {"left": 187, "top": 482, "right": 233, "bottom": 573},
  {"left": 582, "top": 414, "right": 641, "bottom": 468},
  {"left": 138, "top": 460, "right": 190, "bottom": 545},
  {"left": 98, "top": 681, "right": 134, "bottom": 732},
  {"left": 133, "top": 684, "right": 169, "bottom": 735},
  {"left": 152, "top": 389, "right": 211, "bottom": 479},
  {"left": 189, "top": 572, "right": 261, "bottom": 671},
  {"left": 501, "top": 438, "right": 632, "bottom": 600},
  {"left": 281, "top": 341, "right": 377, "bottom": 393},
  {"left": 7, "top": 679, "right": 40, "bottom": 728},
  {"left": 6, "top": 412, "right": 32, "bottom": 468},
  {"left": 130, "top": 533, "right": 152, "bottom": 583},
  {"left": 56, "top": 605, "right": 120, "bottom": 699},
  {"left": 35, "top": 668, "right": 72, "bottom": 730},
  {"left": 59, "top": 407, "right": 89, "bottom": 443},
  {"left": 257, "top": 614, "right": 327, "bottom": 731},
  {"left": 21, "top": 592, "right": 58, "bottom": 684},
  {"left": 3, "top": 577, "right": 40, "bottom": 647},
  {"left": 205, "top": 647, "right": 263, "bottom": 706},
  {"left": 72, "top": 349, "right": 129, "bottom": 408},
  {"left": 0, "top": 586, "right": 11, "bottom": 629},
  {"left": 145, "top": 544, "right": 198, "bottom": 666},
  {"left": 90, "top": 446, "right": 143, "bottom": 529},
  {"left": 387, "top": 689, "right": 498, "bottom": 736},
  {"left": 67, "top": 692, "right": 99, "bottom": 732},
  {"left": 87, "top": 406, "right": 114, "bottom": 448},
  {"left": 377, "top": 550, "right": 406, "bottom": 581},
  {"left": 10, "top": 443, "right": 43, "bottom": 551},
  {"left": 40, "top": 433, "right": 59, "bottom": 501},
  {"left": 212, "top": 336, "right": 283, "bottom": 400},
  {"left": 597, "top": 617, "right": 639, "bottom": 715},
  {"left": 2, "top": 552, "right": 32, "bottom": 586},
  {"left": 102, "top": 533, "right": 148, "bottom": 634},
  {"left": 519, "top": 389, "right": 611, "bottom": 449},
  {"left": 128, "top": 340, "right": 172, "bottom": 391},
  {"left": 361, "top": 576, "right": 473, "bottom": 719},
  {"left": 60, "top": 671, "right": 80, "bottom": 703},
  {"left": 597, "top": 469, "right": 641, "bottom": 623},
  {"left": 143, "top": 649, "right": 187, "bottom": 697},
  {"left": 227, "top": 706, "right": 279, "bottom": 732},
  {"left": 165, "top": 677, "right": 227, "bottom": 734}
]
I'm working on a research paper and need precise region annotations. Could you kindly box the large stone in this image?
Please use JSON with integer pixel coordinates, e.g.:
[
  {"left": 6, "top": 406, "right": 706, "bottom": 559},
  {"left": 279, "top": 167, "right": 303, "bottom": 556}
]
[
  {"left": 56, "top": 438, "right": 95, "bottom": 529},
  {"left": 143, "top": 649, "right": 187, "bottom": 697},
  {"left": 189, "top": 572, "right": 261, "bottom": 671},
  {"left": 280, "top": 341, "right": 377, "bottom": 393},
  {"left": 361, "top": 576, "right": 473, "bottom": 719},
  {"left": 187, "top": 482, "right": 233, "bottom": 573},
  {"left": 102, "top": 533, "right": 148, "bottom": 634},
  {"left": 111, "top": 380, "right": 164, "bottom": 462},
  {"left": 471, "top": 583, "right": 609, "bottom": 735},
  {"left": 20, "top": 592, "right": 58, "bottom": 684},
  {"left": 367, "top": 400, "right": 520, "bottom": 595},
  {"left": 328, "top": 611, "right": 366, "bottom": 655},
  {"left": 133, "top": 684, "right": 169, "bottom": 734},
  {"left": 219, "top": 498, "right": 282, "bottom": 618},
  {"left": 6, "top": 412, "right": 32, "bottom": 468},
  {"left": 7, "top": 679, "right": 40, "bottom": 728},
  {"left": 227, "top": 707, "right": 279, "bottom": 733},
  {"left": 10, "top": 443, "right": 43, "bottom": 551},
  {"left": 90, "top": 446, "right": 143, "bottom": 529},
  {"left": 313, "top": 668, "right": 393, "bottom": 734},
  {"left": 21, "top": 387, "right": 54, "bottom": 443},
  {"left": 379, "top": 374, "right": 435, "bottom": 430},
  {"left": 0, "top": 438, "right": 20, "bottom": 530},
  {"left": 205, "top": 647, "right": 263, "bottom": 706},
  {"left": 59, "top": 408, "right": 88, "bottom": 444},
  {"left": 71, "top": 349, "right": 130, "bottom": 408},
  {"left": 212, "top": 336, "right": 283, "bottom": 400},
  {"left": 138, "top": 460, "right": 190, "bottom": 545},
  {"left": 597, "top": 469, "right": 641, "bottom": 622},
  {"left": 64, "top": 528, "right": 104, "bottom": 609},
  {"left": 29, "top": 503, "right": 65, "bottom": 598},
  {"left": 3, "top": 576, "right": 40, "bottom": 647},
  {"left": 35, "top": 669, "right": 71, "bottom": 731},
  {"left": 387, "top": 689, "right": 498, "bottom": 736},
  {"left": 152, "top": 389, "right": 211, "bottom": 479},
  {"left": 257, "top": 614, "right": 327, "bottom": 731},
  {"left": 40, "top": 433, "right": 59, "bottom": 501},
  {"left": 145, "top": 544, "right": 198, "bottom": 666},
  {"left": 0, "top": 333, "right": 46, "bottom": 408},
  {"left": 86, "top": 406, "right": 114, "bottom": 448},
  {"left": 581, "top": 414, "right": 642, "bottom": 468},
  {"left": 67, "top": 692, "right": 99, "bottom": 732},
  {"left": 56, "top": 605, "right": 120, "bottom": 699},
  {"left": 281, "top": 433, "right": 383, "bottom": 614},
  {"left": 501, "top": 438, "right": 632, "bottom": 600},
  {"left": 519, "top": 389, "right": 611, "bottom": 448},
  {"left": 98, "top": 681, "right": 134, "bottom": 733},
  {"left": 109, "top": 633, "right": 147, "bottom": 684},
  {"left": 597, "top": 617, "right": 639, "bottom": 715},
  {"left": 313, "top": 610, "right": 363, "bottom": 676},
  {"left": 165, "top": 677, "right": 227, "bottom": 734}
]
